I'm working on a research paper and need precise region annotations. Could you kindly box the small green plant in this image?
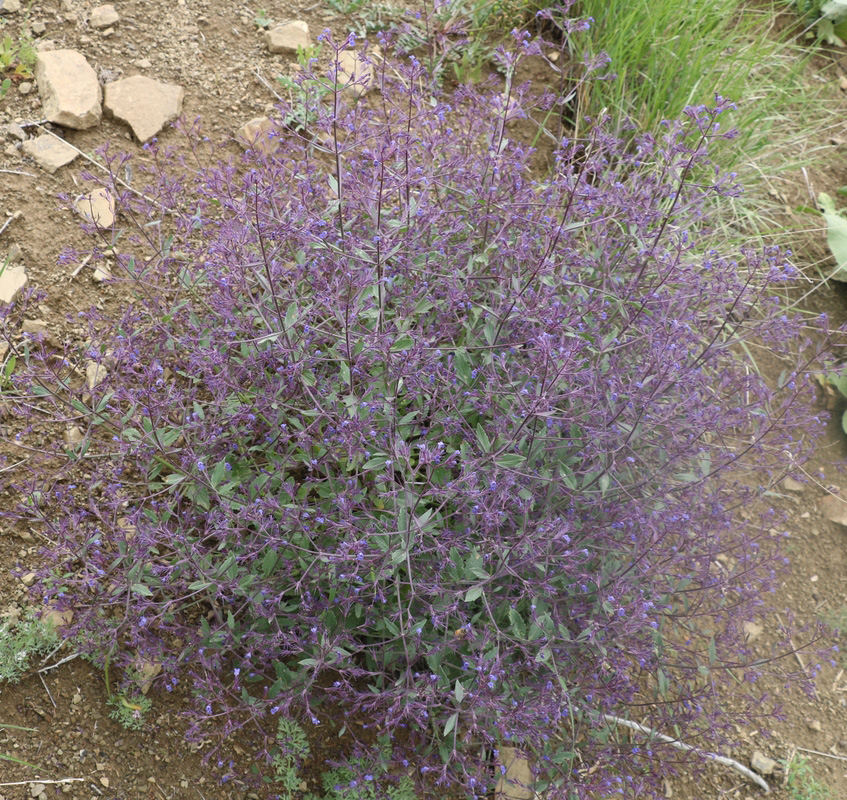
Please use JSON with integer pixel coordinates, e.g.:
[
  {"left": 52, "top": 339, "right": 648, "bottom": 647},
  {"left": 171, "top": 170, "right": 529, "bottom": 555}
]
[
  {"left": 794, "top": 0, "right": 847, "bottom": 44},
  {"left": 816, "top": 192, "right": 847, "bottom": 281},
  {"left": 107, "top": 692, "right": 152, "bottom": 731},
  {"left": 784, "top": 754, "right": 834, "bottom": 800},
  {"left": 254, "top": 8, "right": 273, "bottom": 29},
  {"left": 0, "top": 612, "right": 58, "bottom": 683},
  {"left": 271, "top": 717, "right": 310, "bottom": 798},
  {"left": 304, "top": 734, "right": 416, "bottom": 800},
  {"left": 0, "top": 31, "right": 35, "bottom": 78},
  {"left": 276, "top": 42, "right": 329, "bottom": 132},
  {"left": 98, "top": 650, "right": 154, "bottom": 731}
]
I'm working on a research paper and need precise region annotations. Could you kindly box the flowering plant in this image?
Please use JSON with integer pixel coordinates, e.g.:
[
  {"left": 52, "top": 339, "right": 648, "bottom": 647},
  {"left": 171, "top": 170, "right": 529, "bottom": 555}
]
[{"left": 6, "top": 19, "right": 824, "bottom": 798}]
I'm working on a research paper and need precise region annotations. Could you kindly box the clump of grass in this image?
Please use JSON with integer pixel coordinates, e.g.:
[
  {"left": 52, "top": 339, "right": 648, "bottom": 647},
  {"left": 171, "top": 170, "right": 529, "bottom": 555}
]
[{"left": 784, "top": 753, "right": 835, "bottom": 800}]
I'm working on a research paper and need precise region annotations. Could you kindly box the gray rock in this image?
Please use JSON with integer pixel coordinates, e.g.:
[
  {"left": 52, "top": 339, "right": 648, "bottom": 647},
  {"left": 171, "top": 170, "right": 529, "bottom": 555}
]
[
  {"left": 264, "top": 21, "right": 310, "bottom": 54},
  {"left": 0, "top": 0, "right": 21, "bottom": 13},
  {"left": 30, "top": 21, "right": 46, "bottom": 35},
  {"left": 821, "top": 493, "right": 847, "bottom": 526},
  {"left": 236, "top": 116, "right": 279, "bottom": 155},
  {"left": 21, "top": 572, "right": 37, "bottom": 587},
  {"left": 85, "top": 360, "right": 107, "bottom": 391},
  {"left": 7, "top": 242, "right": 22, "bottom": 263},
  {"left": 104, "top": 75, "right": 184, "bottom": 142},
  {"left": 495, "top": 746, "right": 535, "bottom": 799},
  {"left": 75, "top": 187, "right": 115, "bottom": 228},
  {"left": 34, "top": 49, "right": 102, "bottom": 130},
  {"left": 0, "top": 266, "right": 27, "bottom": 303},
  {"left": 742, "top": 620, "right": 763, "bottom": 643},
  {"left": 17, "top": 81, "right": 32, "bottom": 95},
  {"left": 22, "top": 133, "right": 78, "bottom": 173},
  {"left": 750, "top": 750, "right": 777, "bottom": 776},
  {"left": 4, "top": 122, "right": 26, "bottom": 140},
  {"left": 334, "top": 50, "right": 373, "bottom": 98},
  {"left": 89, "top": 4, "right": 119, "bottom": 29},
  {"left": 782, "top": 476, "right": 806, "bottom": 493}
]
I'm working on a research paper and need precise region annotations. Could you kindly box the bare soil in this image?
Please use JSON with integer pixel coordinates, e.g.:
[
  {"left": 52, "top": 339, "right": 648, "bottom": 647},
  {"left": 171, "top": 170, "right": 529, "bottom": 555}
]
[{"left": 1, "top": 1, "right": 847, "bottom": 799}]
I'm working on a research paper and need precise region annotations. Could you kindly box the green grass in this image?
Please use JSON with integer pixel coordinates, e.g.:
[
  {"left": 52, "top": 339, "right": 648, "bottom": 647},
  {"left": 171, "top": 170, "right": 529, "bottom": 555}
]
[{"left": 784, "top": 754, "right": 835, "bottom": 800}]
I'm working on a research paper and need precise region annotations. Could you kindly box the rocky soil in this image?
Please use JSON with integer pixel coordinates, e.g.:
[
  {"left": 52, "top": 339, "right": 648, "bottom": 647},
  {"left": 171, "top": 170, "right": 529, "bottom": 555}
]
[{"left": 0, "top": 1, "right": 845, "bottom": 799}]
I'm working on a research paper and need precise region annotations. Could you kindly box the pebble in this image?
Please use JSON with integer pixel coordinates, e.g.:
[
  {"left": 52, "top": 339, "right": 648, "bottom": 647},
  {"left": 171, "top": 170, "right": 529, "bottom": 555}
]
[
  {"left": 264, "top": 20, "right": 310, "bottom": 54},
  {"left": 0, "top": 0, "right": 21, "bottom": 12},
  {"left": 30, "top": 21, "right": 46, "bottom": 35},
  {"left": 20, "top": 571, "right": 37, "bottom": 587},
  {"left": 820, "top": 493, "right": 847, "bottom": 526},
  {"left": 750, "top": 750, "right": 778, "bottom": 776},
  {"left": 89, "top": 4, "right": 119, "bottom": 29},
  {"left": 334, "top": 50, "right": 373, "bottom": 99},
  {"left": 17, "top": 81, "right": 32, "bottom": 95},
  {"left": 75, "top": 188, "right": 115, "bottom": 228},
  {"left": 21, "top": 134, "right": 78, "bottom": 173}
]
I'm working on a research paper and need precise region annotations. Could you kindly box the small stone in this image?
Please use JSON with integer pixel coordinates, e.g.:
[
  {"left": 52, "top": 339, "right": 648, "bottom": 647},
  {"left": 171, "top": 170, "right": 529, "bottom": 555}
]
[
  {"left": 64, "top": 425, "right": 84, "bottom": 445},
  {"left": 0, "top": 0, "right": 21, "bottom": 12},
  {"left": 264, "top": 20, "right": 310, "bottom": 54},
  {"left": 547, "top": 50, "right": 560, "bottom": 62},
  {"left": 134, "top": 57, "right": 152, "bottom": 69},
  {"left": 21, "top": 571, "right": 37, "bottom": 587},
  {"left": 21, "top": 318, "right": 58, "bottom": 346},
  {"left": 5, "top": 122, "right": 25, "bottom": 140},
  {"left": 236, "top": 116, "right": 279, "bottom": 155},
  {"left": 99, "top": 777, "right": 109, "bottom": 789},
  {"left": 7, "top": 243, "right": 22, "bottom": 263},
  {"left": 42, "top": 605, "right": 73, "bottom": 630},
  {"left": 71, "top": 691, "right": 82, "bottom": 705},
  {"left": 85, "top": 360, "right": 107, "bottom": 390},
  {"left": 4, "top": 144, "right": 18, "bottom": 157},
  {"left": 807, "top": 718, "right": 822, "bottom": 732},
  {"left": 133, "top": 655, "right": 162, "bottom": 695},
  {"left": 21, "top": 133, "right": 78, "bottom": 173},
  {"left": 743, "top": 620, "right": 763, "bottom": 643},
  {"left": 75, "top": 188, "right": 115, "bottom": 228},
  {"left": 333, "top": 50, "right": 373, "bottom": 98},
  {"left": 92, "top": 264, "right": 111, "bottom": 282},
  {"left": 29, "top": 785, "right": 45, "bottom": 799},
  {"left": 495, "top": 746, "right": 535, "bottom": 800},
  {"left": 30, "top": 21, "right": 46, "bottom": 35},
  {"left": 89, "top": 4, "right": 119, "bottom": 29},
  {"left": 34, "top": 49, "right": 102, "bottom": 129},
  {"left": 17, "top": 81, "right": 32, "bottom": 95},
  {"left": 0, "top": 264, "right": 27, "bottom": 304},
  {"left": 104, "top": 76, "right": 184, "bottom": 142},
  {"left": 750, "top": 750, "right": 777, "bottom": 776},
  {"left": 821, "top": 493, "right": 847, "bottom": 526},
  {"left": 782, "top": 476, "right": 806, "bottom": 493}
]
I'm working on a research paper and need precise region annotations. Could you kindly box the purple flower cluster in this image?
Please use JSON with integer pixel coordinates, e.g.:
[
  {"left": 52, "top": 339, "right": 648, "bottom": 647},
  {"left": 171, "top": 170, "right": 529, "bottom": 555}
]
[{"left": 4, "top": 28, "right": 826, "bottom": 798}]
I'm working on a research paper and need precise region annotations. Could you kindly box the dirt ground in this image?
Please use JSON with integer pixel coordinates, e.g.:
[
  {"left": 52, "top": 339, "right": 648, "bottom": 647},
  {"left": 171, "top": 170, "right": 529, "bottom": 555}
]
[{"left": 0, "top": 1, "right": 847, "bottom": 799}]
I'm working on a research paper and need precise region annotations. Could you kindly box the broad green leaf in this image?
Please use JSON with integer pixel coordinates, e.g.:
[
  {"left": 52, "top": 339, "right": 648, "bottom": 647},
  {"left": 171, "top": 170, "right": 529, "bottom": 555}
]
[{"left": 818, "top": 193, "right": 847, "bottom": 280}]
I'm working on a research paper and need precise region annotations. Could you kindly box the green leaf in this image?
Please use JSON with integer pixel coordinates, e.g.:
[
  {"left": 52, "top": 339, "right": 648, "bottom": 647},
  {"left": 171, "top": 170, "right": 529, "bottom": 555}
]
[
  {"left": 391, "top": 333, "right": 414, "bottom": 352},
  {"left": 454, "top": 679, "right": 465, "bottom": 704},
  {"left": 495, "top": 454, "right": 526, "bottom": 468},
  {"left": 443, "top": 711, "right": 459, "bottom": 737},
  {"left": 131, "top": 583, "right": 153, "bottom": 597},
  {"left": 476, "top": 423, "right": 491, "bottom": 453},
  {"left": 464, "top": 585, "right": 483, "bottom": 603},
  {"left": 708, "top": 636, "right": 717, "bottom": 666},
  {"left": 818, "top": 192, "right": 847, "bottom": 280}
]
